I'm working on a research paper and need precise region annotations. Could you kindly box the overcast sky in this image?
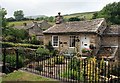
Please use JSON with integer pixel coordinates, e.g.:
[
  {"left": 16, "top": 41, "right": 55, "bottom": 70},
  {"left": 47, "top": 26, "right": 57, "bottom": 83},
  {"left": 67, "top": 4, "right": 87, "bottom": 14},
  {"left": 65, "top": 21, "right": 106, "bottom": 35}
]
[{"left": 1, "top": 0, "right": 119, "bottom": 17}]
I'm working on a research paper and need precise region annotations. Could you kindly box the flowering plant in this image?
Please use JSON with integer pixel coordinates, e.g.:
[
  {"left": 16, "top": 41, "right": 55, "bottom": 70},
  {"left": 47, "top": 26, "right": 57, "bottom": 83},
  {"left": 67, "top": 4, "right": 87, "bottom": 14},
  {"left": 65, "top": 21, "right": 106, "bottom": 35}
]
[{"left": 82, "top": 48, "right": 92, "bottom": 53}]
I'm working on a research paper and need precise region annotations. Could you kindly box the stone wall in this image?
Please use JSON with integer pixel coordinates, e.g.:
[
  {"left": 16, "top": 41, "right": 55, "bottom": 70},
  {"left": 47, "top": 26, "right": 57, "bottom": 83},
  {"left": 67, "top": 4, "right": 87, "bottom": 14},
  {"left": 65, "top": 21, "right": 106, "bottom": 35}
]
[
  {"left": 44, "top": 33, "right": 99, "bottom": 54},
  {"left": 102, "top": 36, "right": 119, "bottom": 46},
  {"left": 90, "top": 34, "right": 101, "bottom": 55}
]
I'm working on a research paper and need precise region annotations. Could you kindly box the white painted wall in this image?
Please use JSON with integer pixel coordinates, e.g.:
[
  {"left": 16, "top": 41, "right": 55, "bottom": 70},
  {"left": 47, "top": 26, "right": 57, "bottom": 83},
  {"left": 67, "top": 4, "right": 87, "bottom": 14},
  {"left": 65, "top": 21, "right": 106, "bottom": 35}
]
[{"left": 80, "top": 35, "right": 90, "bottom": 51}]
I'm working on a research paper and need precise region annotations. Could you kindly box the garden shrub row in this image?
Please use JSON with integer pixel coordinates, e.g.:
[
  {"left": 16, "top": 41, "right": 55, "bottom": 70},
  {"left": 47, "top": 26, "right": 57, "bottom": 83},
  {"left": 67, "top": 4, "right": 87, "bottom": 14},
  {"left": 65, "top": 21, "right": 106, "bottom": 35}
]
[{"left": 1, "top": 42, "right": 43, "bottom": 49}]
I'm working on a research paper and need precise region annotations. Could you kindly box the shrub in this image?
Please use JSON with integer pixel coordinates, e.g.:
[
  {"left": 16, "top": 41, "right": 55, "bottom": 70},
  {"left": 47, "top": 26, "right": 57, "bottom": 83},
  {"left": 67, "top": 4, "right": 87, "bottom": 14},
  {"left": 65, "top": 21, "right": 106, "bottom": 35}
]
[
  {"left": 5, "top": 54, "right": 24, "bottom": 68},
  {"left": 60, "top": 69, "right": 84, "bottom": 81},
  {"left": 45, "top": 41, "right": 54, "bottom": 52},
  {"left": 68, "top": 57, "right": 80, "bottom": 71},
  {"left": 1, "top": 42, "right": 41, "bottom": 48},
  {"left": 36, "top": 47, "right": 50, "bottom": 55}
]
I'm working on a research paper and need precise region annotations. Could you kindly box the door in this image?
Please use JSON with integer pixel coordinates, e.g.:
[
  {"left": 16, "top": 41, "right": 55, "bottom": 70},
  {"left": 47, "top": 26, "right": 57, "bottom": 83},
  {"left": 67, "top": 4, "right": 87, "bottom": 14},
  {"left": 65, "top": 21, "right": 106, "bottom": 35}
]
[{"left": 80, "top": 35, "right": 90, "bottom": 50}]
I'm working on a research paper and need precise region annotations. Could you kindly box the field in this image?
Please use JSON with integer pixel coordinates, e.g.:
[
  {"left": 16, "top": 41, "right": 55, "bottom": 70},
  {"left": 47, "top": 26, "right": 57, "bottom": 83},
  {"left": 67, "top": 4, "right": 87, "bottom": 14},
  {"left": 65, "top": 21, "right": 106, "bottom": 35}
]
[
  {"left": 8, "top": 12, "right": 95, "bottom": 26},
  {"left": 8, "top": 20, "right": 33, "bottom": 26},
  {"left": 64, "top": 12, "right": 95, "bottom": 20}
]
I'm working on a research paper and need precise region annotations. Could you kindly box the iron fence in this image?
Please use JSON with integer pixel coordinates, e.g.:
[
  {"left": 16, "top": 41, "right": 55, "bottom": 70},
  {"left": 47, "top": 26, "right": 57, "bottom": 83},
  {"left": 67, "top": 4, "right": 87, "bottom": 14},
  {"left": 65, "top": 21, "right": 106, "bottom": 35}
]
[{"left": 2, "top": 47, "right": 120, "bottom": 83}]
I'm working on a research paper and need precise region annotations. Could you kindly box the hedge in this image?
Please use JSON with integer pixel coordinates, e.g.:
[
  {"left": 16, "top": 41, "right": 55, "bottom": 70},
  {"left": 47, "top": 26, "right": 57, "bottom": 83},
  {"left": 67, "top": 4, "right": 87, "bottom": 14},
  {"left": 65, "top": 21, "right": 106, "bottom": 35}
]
[{"left": 0, "top": 42, "right": 43, "bottom": 49}]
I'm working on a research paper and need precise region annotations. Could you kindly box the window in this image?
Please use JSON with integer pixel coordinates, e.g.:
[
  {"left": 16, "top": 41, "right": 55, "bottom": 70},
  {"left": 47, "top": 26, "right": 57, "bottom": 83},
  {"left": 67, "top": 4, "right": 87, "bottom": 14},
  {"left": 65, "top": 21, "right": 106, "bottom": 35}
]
[
  {"left": 69, "top": 36, "right": 76, "bottom": 47},
  {"left": 52, "top": 36, "right": 59, "bottom": 47}
]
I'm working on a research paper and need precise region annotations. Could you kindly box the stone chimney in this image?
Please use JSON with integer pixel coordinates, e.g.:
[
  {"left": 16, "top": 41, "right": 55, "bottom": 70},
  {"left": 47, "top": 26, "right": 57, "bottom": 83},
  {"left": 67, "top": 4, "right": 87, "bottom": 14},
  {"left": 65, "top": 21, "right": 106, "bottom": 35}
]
[{"left": 55, "top": 12, "right": 63, "bottom": 24}]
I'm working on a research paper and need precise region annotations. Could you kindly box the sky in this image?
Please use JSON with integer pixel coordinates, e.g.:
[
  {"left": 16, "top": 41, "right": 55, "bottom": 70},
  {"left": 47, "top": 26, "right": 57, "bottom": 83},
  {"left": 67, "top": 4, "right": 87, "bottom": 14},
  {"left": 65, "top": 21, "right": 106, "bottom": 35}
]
[{"left": 1, "top": 0, "right": 120, "bottom": 17}]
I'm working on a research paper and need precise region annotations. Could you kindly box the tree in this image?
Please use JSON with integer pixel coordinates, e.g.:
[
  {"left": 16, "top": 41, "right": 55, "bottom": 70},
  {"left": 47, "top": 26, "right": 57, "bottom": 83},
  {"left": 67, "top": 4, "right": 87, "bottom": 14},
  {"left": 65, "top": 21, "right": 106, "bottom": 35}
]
[
  {"left": 48, "top": 16, "right": 54, "bottom": 22},
  {"left": 7, "top": 17, "right": 16, "bottom": 22},
  {"left": 35, "top": 17, "right": 44, "bottom": 21},
  {"left": 92, "top": 2, "right": 120, "bottom": 24},
  {"left": 92, "top": 12, "right": 98, "bottom": 19},
  {"left": 68, "top": 17, "right": 80, "bottom": 22},
  {"left": 0, "top": 8, "right": 7, "bottom": 27},
  {"left": 14, "top": 10, "right": 24, "bottom": 21}
]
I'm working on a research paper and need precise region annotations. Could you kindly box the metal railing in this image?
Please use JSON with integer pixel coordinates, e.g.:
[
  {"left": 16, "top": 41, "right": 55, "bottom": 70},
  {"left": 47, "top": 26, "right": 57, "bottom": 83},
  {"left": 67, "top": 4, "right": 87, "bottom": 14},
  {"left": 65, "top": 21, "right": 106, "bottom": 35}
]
[{"left": 2, "top": 48, "right": 120, "bottom": 83}]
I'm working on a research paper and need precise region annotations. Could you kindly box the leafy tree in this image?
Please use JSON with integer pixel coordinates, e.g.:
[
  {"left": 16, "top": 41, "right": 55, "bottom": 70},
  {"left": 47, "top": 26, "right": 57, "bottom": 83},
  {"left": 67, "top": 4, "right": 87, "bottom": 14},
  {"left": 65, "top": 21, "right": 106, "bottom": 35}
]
[
  {"left": 92, "top": 12, "right": 98, "bottom": 19},
  {"left": 68, "top": 17, "right": 80, "bottom": 22},
  {"left": 7, "top": 17, "right": 16, "bottom": 22},
  {"left": 3, "top": 27, "right": 29, "bottom": 43},
  {"left": 0, "top": 8, "right": 7, "bottom": 28},
  {"left": 35, "top": 17, "right": 44, "bottom": 21},
  {"left": 93, "top": 2, "right": 120, "bottom": 24},
  {"left": 14, "top": 10, "right": 24, "bottom": 21},
  {"left": 48, "top": 16, "right": 54, "bottom": 22}
]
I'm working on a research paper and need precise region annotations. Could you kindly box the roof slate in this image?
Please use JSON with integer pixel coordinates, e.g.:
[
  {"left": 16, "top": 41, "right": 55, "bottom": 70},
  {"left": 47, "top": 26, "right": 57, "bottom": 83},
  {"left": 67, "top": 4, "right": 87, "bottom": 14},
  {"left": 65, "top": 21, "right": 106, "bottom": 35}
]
[
  {"left": 103, "top": 25, "right": 120, "bottom": 35},
  {"left": 43, "top": 18, "right": 105, "bottom": 34}
]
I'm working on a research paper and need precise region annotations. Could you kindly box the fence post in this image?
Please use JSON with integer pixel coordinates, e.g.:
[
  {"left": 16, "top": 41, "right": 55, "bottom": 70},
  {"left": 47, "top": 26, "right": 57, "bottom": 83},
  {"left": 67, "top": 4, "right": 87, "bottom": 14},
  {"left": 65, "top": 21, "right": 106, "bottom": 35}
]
[
  {"left": 15, "top": 49, "right": 19, "bottom": 70},
  {"left": 2, "top": 48, "right": 6, "bottom": 73},
  {"left": 83, "top": 59, "right": 86, "bottom": 83}
]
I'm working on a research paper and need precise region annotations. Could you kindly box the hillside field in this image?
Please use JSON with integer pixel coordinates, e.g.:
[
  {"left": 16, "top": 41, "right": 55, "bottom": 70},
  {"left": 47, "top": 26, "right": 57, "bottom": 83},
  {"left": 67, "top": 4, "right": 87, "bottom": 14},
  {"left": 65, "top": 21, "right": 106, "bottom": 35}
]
[{"left": 8, "top": 12, "right": 95, "bottom": 26}]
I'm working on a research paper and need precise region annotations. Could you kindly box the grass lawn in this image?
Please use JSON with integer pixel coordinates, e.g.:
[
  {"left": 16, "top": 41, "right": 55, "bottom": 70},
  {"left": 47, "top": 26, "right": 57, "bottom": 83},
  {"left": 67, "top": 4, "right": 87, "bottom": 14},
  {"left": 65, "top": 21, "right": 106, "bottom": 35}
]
[
  {"left": 64, "top": 12, "right": 95, "bottom": 20},
  {"left": 8, "top": 20, "right": 33, "bottom": 26},
  {"left": 2, "top": 70, "right": 59, "bottom": 82}
]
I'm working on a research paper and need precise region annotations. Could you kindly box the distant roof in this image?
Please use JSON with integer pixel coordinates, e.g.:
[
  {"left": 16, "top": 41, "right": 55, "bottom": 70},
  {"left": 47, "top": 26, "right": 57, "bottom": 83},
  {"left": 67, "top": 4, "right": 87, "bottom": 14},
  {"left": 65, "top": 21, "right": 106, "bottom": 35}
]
[
  {"left": 43, "top": 18, "right": 105, "bottom": 34},
  {"left": 13, "top": 20, "right": 49, "bottom": 30},
  {"left": 13, "top": 21, "right": 33, "bottom": 29},
  {"left": 103, "top": 25, "right": 120, "bottom": 35}
]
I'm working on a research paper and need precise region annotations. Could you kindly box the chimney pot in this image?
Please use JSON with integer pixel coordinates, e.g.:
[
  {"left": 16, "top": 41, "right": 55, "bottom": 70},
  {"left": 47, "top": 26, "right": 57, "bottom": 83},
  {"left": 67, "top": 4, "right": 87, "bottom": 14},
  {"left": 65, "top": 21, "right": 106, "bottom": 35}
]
[{"left": 55, "top": 12, "right": 63, "bottom": 24}]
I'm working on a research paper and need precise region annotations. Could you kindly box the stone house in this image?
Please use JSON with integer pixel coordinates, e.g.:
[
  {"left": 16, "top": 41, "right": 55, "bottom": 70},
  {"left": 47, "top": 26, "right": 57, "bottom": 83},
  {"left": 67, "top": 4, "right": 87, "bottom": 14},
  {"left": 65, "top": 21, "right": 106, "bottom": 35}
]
[
  {"left": 13, "top": 20, "right": 51, "bottom": 41},
  {"left": 43, "top": 13, "right": 119, "bottom": 60}
]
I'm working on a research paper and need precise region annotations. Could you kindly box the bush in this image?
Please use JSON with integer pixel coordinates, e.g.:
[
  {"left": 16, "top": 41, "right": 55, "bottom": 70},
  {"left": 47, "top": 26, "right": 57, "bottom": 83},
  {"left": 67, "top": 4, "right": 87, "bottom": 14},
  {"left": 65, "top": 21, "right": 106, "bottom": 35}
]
[
  {"left": 45, "top": 41, "right": 54, "bottom": 52},
  {"left": 5, "top": 54, "right": 24, "bottom": 68},
  {"left": 1, "top": 42, "right": 41, "bottom": 48},
  {"left": 68, "top": 57, "right": 81, "bottom": 71},
  {"left": 60, "top": 69, "right": 84, "bottom": 81},
  {"left": 36, "top": 47, "right": 50, "bottom": 55},
  {"left": 82, "top": 48, "right": 91, "bottom": 53}
]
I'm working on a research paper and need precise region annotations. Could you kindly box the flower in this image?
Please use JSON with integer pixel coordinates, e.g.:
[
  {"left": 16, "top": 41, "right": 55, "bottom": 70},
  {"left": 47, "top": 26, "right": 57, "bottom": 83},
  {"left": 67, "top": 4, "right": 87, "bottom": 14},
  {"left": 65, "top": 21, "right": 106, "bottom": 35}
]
[{"left": 82, "top": 48, "right": 92, "bottom": 53}]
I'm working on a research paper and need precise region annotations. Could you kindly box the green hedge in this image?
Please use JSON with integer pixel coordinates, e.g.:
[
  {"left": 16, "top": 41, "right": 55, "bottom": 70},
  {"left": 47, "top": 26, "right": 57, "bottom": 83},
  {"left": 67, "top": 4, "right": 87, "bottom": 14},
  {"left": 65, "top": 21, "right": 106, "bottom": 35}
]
[{"left": 0, "top": 42, "right": 43, "bottom": 49}]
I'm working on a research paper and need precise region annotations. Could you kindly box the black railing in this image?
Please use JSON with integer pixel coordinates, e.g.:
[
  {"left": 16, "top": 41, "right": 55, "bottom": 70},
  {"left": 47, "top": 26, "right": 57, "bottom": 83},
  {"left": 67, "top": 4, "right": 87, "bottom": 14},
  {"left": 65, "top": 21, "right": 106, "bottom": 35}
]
[{"left": 2, "top": 48, "right": 120, "bottom": 83}]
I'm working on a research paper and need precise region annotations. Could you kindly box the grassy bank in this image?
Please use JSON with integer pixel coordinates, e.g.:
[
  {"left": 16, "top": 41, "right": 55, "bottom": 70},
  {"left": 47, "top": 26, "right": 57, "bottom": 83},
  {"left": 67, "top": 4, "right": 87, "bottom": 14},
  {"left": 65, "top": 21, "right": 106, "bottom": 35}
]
[{"left": 2, "top": 70, "right": 58, "bottom": 82}]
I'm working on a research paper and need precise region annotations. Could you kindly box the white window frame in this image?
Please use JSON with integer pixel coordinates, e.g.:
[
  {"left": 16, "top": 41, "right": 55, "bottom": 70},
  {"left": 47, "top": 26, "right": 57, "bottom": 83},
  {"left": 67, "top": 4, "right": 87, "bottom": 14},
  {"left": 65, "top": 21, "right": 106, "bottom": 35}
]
[
  {"left": 52, "top": 35, "right": 59, "bottom": 47},
  {"left": 69, "top": 35, "right": 76, "bottom": 48}
]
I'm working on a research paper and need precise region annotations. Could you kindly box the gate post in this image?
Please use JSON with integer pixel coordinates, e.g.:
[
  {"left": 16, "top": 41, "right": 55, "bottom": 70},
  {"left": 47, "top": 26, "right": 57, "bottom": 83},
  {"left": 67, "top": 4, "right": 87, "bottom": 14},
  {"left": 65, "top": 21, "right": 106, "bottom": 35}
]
[
  {"left": 15, "top": 49, "right": 19, "bottom": 70},
  {"left": 3, "top": 48, "right": 6, "bottom": 73}
]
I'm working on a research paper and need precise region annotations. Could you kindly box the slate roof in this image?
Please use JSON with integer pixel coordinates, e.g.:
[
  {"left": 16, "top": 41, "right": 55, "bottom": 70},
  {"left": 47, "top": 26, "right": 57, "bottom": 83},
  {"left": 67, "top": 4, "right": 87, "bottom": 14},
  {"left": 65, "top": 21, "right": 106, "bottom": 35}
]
[
  {"left": 13, "top": 20, "right": 50, "bottom": 30},
  {"left": 97, "top": 46, "right": 118, "bottom": 60},
  {"left": 103, "top": 25, "right": 120, "bottom": 35},
  {"left": 13, "top": 22, "right": 33, "bottom": 29},
  {"left": 43, "top": 18, "right": 105, "bottom": 34}
]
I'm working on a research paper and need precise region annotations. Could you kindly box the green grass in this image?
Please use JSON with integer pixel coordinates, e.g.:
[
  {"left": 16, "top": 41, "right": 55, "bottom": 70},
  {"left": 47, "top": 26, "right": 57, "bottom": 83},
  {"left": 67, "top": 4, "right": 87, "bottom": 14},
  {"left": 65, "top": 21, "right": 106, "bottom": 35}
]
[
  {"left": 8, "top": 12, "right": 96, "bottom": 26},
  {"left": 8, "top": 20, "right": 33, "bottom": 26},
  {"left": 64, "top": 12, "right": 95, "bottom": 20},
  {"left": 2, "top": 71, "right": 58, "bottom": 82}
]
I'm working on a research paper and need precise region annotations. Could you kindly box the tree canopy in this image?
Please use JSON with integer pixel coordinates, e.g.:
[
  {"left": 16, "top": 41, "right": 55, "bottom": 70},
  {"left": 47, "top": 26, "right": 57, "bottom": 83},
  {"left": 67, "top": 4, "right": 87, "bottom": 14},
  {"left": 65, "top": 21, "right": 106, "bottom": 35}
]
[
  {"left": 92, "top": 2, "right": 120, "bottom": 24},
  {"left": 0, "top": 8, "right": 7, "bottom": 27},
  {"left": 68, "top": 17, "right": 80, "bottom": 22},
  {"left": 14, "top": 10, "right": 24, "bottom": 21}
]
